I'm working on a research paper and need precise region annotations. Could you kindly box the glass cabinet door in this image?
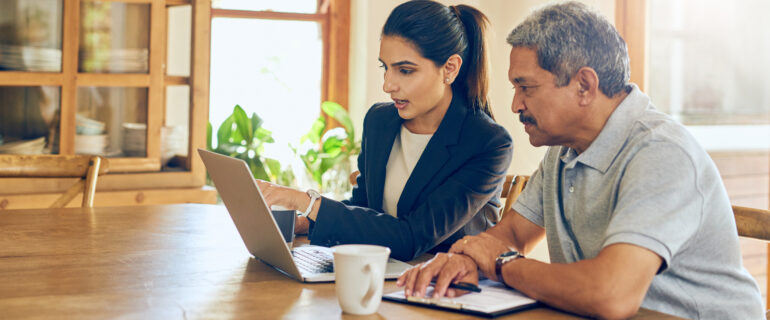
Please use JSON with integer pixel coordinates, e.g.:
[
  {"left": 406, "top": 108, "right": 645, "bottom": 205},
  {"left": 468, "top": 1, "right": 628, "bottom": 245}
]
[
  {"left": 0, "top": 0, "right": 201, "bottom": 173},
  {"left": 0, "top": 86, "right": 61, "bottom": 154},
  {"left": 79, "top": 2, "right": 150, "bottom": 73},
  {"left": 0, "top": 0, "right": 63, "bottom": 72},
  {"left": 76, "top": 87, "right": 148, "bottom": 157}
]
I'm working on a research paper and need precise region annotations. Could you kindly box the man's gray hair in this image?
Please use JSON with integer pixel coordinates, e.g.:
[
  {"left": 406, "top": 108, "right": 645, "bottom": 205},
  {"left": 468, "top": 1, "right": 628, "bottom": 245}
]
[{"left": 507, "top": 1, "right": 630, "bottom": 97}]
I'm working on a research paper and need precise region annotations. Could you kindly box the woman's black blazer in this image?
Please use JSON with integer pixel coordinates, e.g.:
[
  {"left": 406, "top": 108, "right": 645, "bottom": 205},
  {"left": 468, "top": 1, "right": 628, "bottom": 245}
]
[{"left": 309, "top": 95, "right": 513, "bottom": 261}]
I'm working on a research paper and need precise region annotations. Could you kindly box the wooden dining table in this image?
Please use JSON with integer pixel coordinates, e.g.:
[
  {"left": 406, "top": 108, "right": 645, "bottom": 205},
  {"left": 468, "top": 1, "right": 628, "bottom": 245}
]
[{"left": 0, "top": 203, "right": 682, "bottom": 319}]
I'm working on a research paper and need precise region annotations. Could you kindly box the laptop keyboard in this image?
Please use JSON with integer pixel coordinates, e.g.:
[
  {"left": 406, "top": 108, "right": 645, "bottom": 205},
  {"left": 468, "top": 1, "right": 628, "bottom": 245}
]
[{"left": 292, "top": 247, "right": 334, "bottom": 274}]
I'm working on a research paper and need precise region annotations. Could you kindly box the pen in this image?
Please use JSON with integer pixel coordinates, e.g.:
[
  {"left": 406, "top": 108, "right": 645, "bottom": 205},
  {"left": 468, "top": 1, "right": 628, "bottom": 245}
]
[{"left": 430, "top": 281, "right": 482, "bottom": 293}]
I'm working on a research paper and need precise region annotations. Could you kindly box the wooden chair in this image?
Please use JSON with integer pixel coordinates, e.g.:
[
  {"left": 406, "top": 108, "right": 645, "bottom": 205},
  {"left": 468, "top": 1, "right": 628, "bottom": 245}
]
[
  {"left": 0, "top": 155, "right": 109, "bottom": 208},
  {"left": 349, "top": 170, "right": 359, "bottom": 186},
  {"left": 733, "top": 205, "right": 770, "bottom": 241},
  {"left": 732, "top": 205, "right": 770, "bottom": 314},
  {"left": 501, "top": 175, "right": 529, "bottom": 219}
]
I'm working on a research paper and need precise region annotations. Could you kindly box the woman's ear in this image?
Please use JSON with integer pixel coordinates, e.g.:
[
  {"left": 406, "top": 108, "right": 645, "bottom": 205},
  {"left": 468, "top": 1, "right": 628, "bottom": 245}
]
[
  {"left": 574, "top": 67, "right": 598, "bottom": 106},
  {"left": 442, "top": 54, "right": 463, "bottom": 84}
]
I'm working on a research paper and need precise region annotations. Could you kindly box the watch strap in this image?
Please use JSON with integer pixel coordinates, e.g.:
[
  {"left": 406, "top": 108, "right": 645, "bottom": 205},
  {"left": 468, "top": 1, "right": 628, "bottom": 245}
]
[
  {"left": 495, "top": 251, "right": 523, "bottom": 283},
  {"left": 303, "top": 190, "right": 320, "bottom": 217},
  {"left": 495, "top": 257, "right": 505, "bottom": 282}
]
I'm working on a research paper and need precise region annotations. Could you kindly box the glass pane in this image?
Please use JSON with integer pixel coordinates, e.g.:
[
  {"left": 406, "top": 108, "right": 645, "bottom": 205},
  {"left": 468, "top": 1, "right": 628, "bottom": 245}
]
[
  {"left": 167, "top": 5, "right": 191, "bottom": 77},
  {"left": 212, "top": 0, "right": 317, "bottom": 13},
  {"left": 163, "top": 85, "right": 190, "bottom": 170},
  {"left": 76, "top": 87, "right": 148, "bottom": 157},
  {"left": 0, "top": 0, "right": 63, "bottom": 72},
  {"left": 79, "top": 2, "right": 150, "bottom": 73},
  {"left": 0, "top": 86, "right": 60, "bottom": 154},
  {"left": 210, "top": 18, "right": 322, "bottom": 164},
  {"left": 647, "top": 0, "right": 770, "bottom": 125}
]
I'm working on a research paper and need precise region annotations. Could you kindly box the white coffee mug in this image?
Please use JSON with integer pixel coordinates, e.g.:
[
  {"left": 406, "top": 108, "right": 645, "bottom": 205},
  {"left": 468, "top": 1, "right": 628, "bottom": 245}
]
[{"left": 332, "top": 244, "right": 390, "bottom": 315}]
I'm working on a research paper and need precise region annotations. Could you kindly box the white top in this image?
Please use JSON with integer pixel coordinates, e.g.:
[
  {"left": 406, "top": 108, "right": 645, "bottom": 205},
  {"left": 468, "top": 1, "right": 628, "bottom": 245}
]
[{"left": 382, "top": 125, "right": 433, "bottom": 217}]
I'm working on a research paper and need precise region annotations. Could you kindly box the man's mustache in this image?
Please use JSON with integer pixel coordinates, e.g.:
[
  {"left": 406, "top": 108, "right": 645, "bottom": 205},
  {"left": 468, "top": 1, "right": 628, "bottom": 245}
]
[{"left": 519, "top": 113, "right": 537, "bottom": 126}]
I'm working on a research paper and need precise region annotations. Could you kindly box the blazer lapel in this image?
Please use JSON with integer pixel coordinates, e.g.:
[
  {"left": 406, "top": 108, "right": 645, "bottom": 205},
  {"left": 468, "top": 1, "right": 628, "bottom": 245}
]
[
  {"left": 396, "top": 96, "right": 467, "bottom": 216},
  {"left": 367, "top": 108, "right": 403, "bottom": 212}
]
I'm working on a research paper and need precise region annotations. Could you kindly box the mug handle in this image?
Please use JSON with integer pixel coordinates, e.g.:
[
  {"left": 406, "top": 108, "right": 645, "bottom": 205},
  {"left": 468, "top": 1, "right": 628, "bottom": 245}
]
[{"left": 361, "top": 262, "right": 383, "bottom": 308}]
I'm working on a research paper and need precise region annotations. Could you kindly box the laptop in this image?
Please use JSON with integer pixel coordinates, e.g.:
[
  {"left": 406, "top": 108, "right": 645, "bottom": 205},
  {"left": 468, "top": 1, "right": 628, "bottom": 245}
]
[{"left": 198, "top": 149, "right": 412, "bottom": 282}]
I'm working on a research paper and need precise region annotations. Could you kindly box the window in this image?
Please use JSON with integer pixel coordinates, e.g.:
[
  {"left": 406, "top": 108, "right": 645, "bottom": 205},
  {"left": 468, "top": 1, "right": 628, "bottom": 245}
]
[
  {"left": 209, "top": 0, "right": 349, "bottom": 163},
  {"left": 646, "top": 0, "right": 770, "bottom": 127},
  {"left": 618, "top": 0, "right": 770, "bottom": 150}
]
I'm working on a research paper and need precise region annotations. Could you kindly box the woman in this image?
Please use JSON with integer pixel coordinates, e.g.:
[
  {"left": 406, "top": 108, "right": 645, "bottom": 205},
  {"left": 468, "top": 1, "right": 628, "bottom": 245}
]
[{"left": 257, "top": 0, "right": 512, "bottom": 261}]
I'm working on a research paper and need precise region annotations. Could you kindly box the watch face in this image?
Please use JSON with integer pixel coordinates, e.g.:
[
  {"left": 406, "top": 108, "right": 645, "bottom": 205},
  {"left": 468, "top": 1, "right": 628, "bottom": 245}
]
[
  {"left": 307, "top": 189, "right": 321, "bottom": 198},
  {"left": 500, "top": 250, "right": 520, "bottom": 258}
]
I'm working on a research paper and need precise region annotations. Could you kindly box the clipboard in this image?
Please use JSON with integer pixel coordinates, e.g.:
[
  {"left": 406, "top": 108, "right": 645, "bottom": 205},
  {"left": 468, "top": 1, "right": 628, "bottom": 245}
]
[{"left": 382, "top": 279, "right": 539, "bottom": 317}]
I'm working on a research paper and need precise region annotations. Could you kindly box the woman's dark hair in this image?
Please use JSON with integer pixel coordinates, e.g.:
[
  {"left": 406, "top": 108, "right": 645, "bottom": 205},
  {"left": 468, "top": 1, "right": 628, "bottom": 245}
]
[{"left": 382, "top": 0, "right": 493, "bottom": 119}]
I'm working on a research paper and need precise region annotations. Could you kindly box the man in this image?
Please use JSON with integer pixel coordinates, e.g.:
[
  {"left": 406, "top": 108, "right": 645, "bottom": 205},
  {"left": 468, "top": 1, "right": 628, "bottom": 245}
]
[{"left": 397, "top": 2, "right": 763, "bottom": 319}]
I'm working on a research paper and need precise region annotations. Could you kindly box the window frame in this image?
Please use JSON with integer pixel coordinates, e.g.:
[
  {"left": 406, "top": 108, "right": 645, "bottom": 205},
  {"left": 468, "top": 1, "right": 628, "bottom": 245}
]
[
  {"left": 615, "top": 0, "right": 770, "bottom": 150},
  {"left": 615, "top": 0, "right": 647, "bottom": 92},
  {"left": 209, "top": 0, "right": 350, "bottom": 112}
]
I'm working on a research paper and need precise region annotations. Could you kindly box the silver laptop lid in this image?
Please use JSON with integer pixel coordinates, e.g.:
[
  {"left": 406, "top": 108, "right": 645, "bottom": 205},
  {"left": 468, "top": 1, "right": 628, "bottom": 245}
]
[{"left": 197, "top": 149, "right": 303, "bottom": 280}]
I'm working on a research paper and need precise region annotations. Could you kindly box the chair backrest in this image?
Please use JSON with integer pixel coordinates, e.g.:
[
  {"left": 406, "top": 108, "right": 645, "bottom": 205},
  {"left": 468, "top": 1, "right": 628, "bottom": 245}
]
[
  {"left": 501, "top": 175, "right": 529, "bottom": 218},
  {"left": 350, "top": 170, "right": 359, "bottom": 186},
  {"left": 0, "top": 155, "right": 109, "bottom": 208},
  {"left": 731, "top": 205, "right": 770, "bottom": 313},
  {"left": 733, "top": 205, "right": 770, "bottom": 241}
]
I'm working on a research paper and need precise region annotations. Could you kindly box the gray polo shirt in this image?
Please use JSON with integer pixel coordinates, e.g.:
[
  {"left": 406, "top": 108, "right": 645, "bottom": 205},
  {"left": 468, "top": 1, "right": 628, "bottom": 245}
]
[{"left": 513, "top": 84, "right": 763, "bottom": 319}]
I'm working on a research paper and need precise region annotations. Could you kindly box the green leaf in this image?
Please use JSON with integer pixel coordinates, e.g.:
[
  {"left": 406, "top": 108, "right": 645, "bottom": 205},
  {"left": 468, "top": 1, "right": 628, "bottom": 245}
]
[
  {"left": 217, "top": 116, "right": 234, "bottom": 145},
  {"left": 206, "top": 122, "right": 213, "bottom": 150},
  {"left": 250, "top": 112, "right": 263, "bottom": 130},
  {"left": 321, "top": 136, "right": 344, "bottom": 156},
  {"left": 301, "top": 116, "right": 326, "bottom": 144},
  {"left": 250, "top": 112, "right": 264, "bottom": 141},
  {"left": 255, "top": 127, "right": 274, "bottom": 143},
  {"left": 237, "top": 152, "right": 268, "bottom": 181},
  {"left": 232, "top": 105, "right": 252, "bottom": 142},
  {"left": 319, "top": 155, "right": 343, "bottom": 175},
  {"left": 264, "top": 158, "right": 282, "bottom": 179},
  {"left": 217, "top": 142, "right": 240, "bottom": 155},
  {"left": 302, "top": 149, "right": 319, "bottom": 164},
  {"left": 230, "top": 122, "right": 245, "bottom": 145},
  {"left": 321, "top": 101, "right": 355, "bottom": 137}
]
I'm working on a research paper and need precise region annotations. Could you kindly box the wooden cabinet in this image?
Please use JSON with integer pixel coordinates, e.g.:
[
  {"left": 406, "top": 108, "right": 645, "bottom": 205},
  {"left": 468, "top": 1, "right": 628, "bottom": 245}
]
[{"left": 0, "top": 0, "right": 216, "bottom": 209}]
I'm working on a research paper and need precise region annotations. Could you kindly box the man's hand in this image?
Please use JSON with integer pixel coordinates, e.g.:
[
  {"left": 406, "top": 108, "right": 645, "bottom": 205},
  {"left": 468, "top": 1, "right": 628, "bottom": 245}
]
[
  {"left": 255, "top": 179, "right": 306, "bottom": 211},
  {"left": 449, "top": 232, "right": 511, "bottom": 281},
  {"left": 396, "top": 253, "right": 478, "bottom": 298}
]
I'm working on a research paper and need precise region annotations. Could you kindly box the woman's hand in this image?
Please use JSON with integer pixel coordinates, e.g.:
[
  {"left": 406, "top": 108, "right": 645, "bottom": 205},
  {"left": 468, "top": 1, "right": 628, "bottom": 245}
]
[
  {"left": 255, "top": 180, "right": 307, "bottom": 211},
  {"left": 449, "top": 232, "right": 511, "bottom": 281},
  {"left": 396, "top": 253, "right": 479, "bottom": 298}
]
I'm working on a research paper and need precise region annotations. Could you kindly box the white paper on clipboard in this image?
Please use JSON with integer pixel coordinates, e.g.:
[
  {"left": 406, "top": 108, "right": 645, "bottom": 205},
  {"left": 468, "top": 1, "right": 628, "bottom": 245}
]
[{"left": 383, "top": 279, "right": 537, "bottom": 316}]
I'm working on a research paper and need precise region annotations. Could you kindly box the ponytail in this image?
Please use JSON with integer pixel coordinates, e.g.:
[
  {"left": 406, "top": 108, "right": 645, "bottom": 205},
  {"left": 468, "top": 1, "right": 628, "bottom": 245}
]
[
  {"left": 450, "top": 5, "right": 492, "bottom": 119},
  {"left": 383, "top": 0, "right": 494, "bottom": 120}
]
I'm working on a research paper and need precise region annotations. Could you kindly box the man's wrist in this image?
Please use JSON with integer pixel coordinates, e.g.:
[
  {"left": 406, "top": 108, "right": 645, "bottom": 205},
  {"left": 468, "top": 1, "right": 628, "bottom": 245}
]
[{"left": 495, "top": 250, "right": 524, "bottom": 284}]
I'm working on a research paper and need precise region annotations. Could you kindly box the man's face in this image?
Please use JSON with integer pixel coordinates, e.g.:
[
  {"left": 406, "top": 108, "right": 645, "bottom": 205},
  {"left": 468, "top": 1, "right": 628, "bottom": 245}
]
[{"left": 508, "top": 47, "right": 581, "bottom": 147}]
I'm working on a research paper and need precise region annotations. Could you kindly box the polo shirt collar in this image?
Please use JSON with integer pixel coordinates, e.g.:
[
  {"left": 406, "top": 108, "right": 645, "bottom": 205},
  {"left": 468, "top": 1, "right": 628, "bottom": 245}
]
[{"left": 570, "top": 84, "right": 649, "bottom": 173}]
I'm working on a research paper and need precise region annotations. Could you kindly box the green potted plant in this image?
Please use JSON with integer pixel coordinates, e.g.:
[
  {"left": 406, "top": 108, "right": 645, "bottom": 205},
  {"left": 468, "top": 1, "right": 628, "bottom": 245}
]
[
  {"left": 207, "top": 104, "right": 293, "bottom": 185},
  {"left": 293, "top": 101, "right": 361, "bottom": 198}
]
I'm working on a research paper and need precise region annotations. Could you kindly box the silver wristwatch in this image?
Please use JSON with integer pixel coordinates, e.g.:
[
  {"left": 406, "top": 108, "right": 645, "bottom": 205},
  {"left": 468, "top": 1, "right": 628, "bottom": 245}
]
[
  {"left": 495, "top": 250, "right": 524, "bottom": 282},
  {"left": 302, "top": 189, "right": 321, "bottom": 217}
]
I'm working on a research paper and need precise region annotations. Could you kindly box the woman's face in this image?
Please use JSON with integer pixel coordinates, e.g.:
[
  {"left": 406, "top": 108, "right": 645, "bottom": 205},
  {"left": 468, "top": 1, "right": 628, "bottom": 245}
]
[{"left": 379, "top": 36, "right": 452, "bottom": 129}]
